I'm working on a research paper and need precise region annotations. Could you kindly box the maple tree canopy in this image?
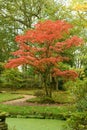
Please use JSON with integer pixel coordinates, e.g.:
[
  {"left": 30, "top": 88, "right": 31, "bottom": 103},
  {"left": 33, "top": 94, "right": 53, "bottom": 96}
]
[{"left": 5, "top": 20, "right": 83, "bottom": 79}]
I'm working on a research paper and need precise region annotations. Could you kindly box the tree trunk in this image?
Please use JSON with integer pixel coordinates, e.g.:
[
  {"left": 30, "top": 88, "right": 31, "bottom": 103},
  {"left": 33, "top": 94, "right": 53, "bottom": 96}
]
[
  {"left": 43, "top": 81, "right": 48, "bottom": 96},
  {"left": 55, "top": 77, "right": 58, "bottom": 90},
  {"left": 44, "top": 76, "right": 52, "bottom": 97},
  {"left": 56, "top": 80, "right": 58, "bottom": 90}
]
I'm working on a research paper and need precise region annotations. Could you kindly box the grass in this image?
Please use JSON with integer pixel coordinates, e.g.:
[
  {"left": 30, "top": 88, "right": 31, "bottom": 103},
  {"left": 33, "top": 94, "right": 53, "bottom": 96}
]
[
  {"left": 7, "top": 118, "right": 66, "bottom": 130},
  {"left": 0, "top": 93, "right": 23, "bottom": 103},
  {"left": 0, "top": 104, "right": 75, "bottom": 119},
  {"left": 0, "top": 88, "right": 38, "bottom": 95}
]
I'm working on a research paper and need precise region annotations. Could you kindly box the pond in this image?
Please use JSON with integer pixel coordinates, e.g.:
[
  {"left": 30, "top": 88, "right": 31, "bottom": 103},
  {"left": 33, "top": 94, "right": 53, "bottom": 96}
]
[{"left": 6, "top": 118, "right": 66, "bottom": 130}]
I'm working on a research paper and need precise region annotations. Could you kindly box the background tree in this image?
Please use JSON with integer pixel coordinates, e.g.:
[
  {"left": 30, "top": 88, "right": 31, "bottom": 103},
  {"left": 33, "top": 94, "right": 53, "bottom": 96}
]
[
  {"left": 0, "top": 0, "right": 58, "bottom": 62},
  {"left": 68, "top": 0, "right": 87, "bottom": 68}
]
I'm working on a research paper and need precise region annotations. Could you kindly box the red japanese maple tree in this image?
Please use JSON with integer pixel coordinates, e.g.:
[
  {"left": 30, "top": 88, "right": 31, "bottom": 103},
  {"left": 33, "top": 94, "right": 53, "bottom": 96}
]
[{"left": 5, "top": 20, "right": 83, "bottom": 97}]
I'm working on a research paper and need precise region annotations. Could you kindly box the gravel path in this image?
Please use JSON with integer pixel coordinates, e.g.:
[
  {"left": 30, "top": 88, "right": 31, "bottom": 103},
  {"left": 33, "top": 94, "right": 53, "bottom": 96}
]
[{"left": 2, "top": 95, "right": 36, "bottom": 106}]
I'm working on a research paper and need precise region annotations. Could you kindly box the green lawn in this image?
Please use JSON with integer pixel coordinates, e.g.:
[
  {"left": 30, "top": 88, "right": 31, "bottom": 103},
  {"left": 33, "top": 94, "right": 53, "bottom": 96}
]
[
  {"left": 0, "top": 93, "right": 23, "bottom": 103},
  {"left": 7, "top": 118, "right": 67, "bottom": 130},
  {"left": 0, "top": 104, "right": 75, "bottom": 120}
]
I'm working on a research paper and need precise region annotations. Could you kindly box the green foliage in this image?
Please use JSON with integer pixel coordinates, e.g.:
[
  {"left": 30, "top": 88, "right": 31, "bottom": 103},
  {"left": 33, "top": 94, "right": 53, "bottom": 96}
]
[
  {"left": 0, "top": 67, "right": 42, "bottom": 90},
  {"left": 28, "top": 91, "right": 74, "bottom": 104},
  {"left": 39, "top": 96, "right": 55, "bottom": 104},
  {"left": 0, "top": 63, "right": 5, "bottom": 84},
  {"left": 73, "top": 79, "right": 87, "bottom": 111},
  {"left": 1, "top": 69, "right": 24, "bottom": 89},
  {"left": 58, "top": 62, "right": 70, "bottom": 71},
  {"left": 0, "top": 62, "right": 5, "bottom": 74},
  {"left": 22, "top": 79, "right": 41, "bottom": 89},
  {"left": 84, "top": 66, "right": 87, "bottom": 77},
  {"left": 0, "top": 0, "right": 61, "bottom": 63},
  {"left": 34, "top": 90, "right": 45, "bottom": 97},
  {"left": 66, "top": 112, "right": 87, "bottom": 130},
  {"left": 76, "top": 68, "right": 85, "bottom": 80},
  {"left": 65, "top": 78, "right": 87, "bottom": 111},
  {"left": 27, "top": 96, "right": 55, "bottom": 104},
  {"left": 53, "top": 91, "right": 74, "bottom": 104}
]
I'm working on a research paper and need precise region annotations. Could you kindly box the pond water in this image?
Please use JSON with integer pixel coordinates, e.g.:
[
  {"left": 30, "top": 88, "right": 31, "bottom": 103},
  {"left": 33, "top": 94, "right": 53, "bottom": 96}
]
[{"left": 6, "top": 118, "right": 66, "bottom": 130}]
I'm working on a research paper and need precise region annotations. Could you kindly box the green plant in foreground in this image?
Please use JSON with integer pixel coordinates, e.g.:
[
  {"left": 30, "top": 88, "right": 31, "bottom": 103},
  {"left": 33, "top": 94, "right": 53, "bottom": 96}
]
[
  {"left": 72, "top": 79, "right": 87, "bottom": 111},
  {"left": 64, "top": 78, "right": 87, "bottom": 111},
  {"left": 66, "top": 112, "right": 87, "bottom": 130},
  {"left": 0, "top": 104, "right": 75, "bottom": 120}
]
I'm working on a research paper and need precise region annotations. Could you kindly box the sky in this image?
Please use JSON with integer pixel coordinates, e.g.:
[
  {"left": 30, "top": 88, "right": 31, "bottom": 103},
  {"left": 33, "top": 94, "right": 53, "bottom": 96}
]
[{"left": 56, "top": 0, "right": 72, "bottom": 6}]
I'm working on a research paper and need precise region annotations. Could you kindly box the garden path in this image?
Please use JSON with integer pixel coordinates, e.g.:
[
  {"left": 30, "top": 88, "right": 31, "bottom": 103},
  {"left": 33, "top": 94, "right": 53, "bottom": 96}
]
[{"left": 2, "top": 95, "right": 36, "bottom": 106}]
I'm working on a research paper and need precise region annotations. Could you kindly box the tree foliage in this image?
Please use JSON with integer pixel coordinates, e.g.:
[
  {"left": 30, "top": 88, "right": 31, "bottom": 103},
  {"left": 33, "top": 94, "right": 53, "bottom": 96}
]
[
  {"left": 5, "top": 20, "right": 83, "bottom": 97},
  {"left": 0, "top": 0, "right": 58, "bottom": 62},
  {"left": 66, "top": 0, "right": 87, "bottom": 68}
]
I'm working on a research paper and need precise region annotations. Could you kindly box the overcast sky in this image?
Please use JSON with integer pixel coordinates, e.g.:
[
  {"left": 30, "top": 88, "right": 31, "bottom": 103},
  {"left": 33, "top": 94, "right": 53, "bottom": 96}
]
[{"left": 56, "top": 0, "right": 71, "bottom": 6}]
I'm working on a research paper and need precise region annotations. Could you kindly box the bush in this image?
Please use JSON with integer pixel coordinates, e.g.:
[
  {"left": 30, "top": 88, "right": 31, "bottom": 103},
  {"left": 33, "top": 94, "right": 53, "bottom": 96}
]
[
  {"left": 1, "top": 69, "right": 24, "bottom": 89},
  {"left": 0, "top": 62, "right": 5, "bottom": 74},
  {"left": 72, "top": 79, "right": 87, "bottom": 111},
  {"left": 39, "top": 96, "right": 55, "bottom": 104},
  {"left": 64, "top": 79, "right": 87, "bottom": 111},
  {"left": 66, "top": 112, "right": 87, "bottom": 130},
  {"left": 34, "top": 90, "right": 45, "bottom": 97},
  {"left": 0, "top": 68, "right": 40, "bottom": 89},
  {"left": 27, "top": 96, "right": 55, "bottom": 104}
]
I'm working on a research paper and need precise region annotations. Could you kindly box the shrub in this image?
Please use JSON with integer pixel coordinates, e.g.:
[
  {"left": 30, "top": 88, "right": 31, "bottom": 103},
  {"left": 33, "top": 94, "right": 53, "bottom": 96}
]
[
  {"left": 0, "top": 62, "right": 5, "bottom": 74},
  {"left": 39, "top": 96, "right": 55, "bottom": 104},
  {"left": 64, "top": 79, "right": 87, "bottom": 111},
  {"left": 66, "top": 112, "right": 87, "bottom": 130},
  {"left": 1, "top": 68, "right": 42, "bottom": 90},
  {"left": 28, "top": 96, "right": 55, "bottom": 104},
  {"left": 1, "top": 69, "right": 24, "bottom": 89},
  {"left": 34, "top": 90, "right": 45, "bottom": 97},
  {"left": 72, "top": 79, "right": 87, "bottom": 111}
]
